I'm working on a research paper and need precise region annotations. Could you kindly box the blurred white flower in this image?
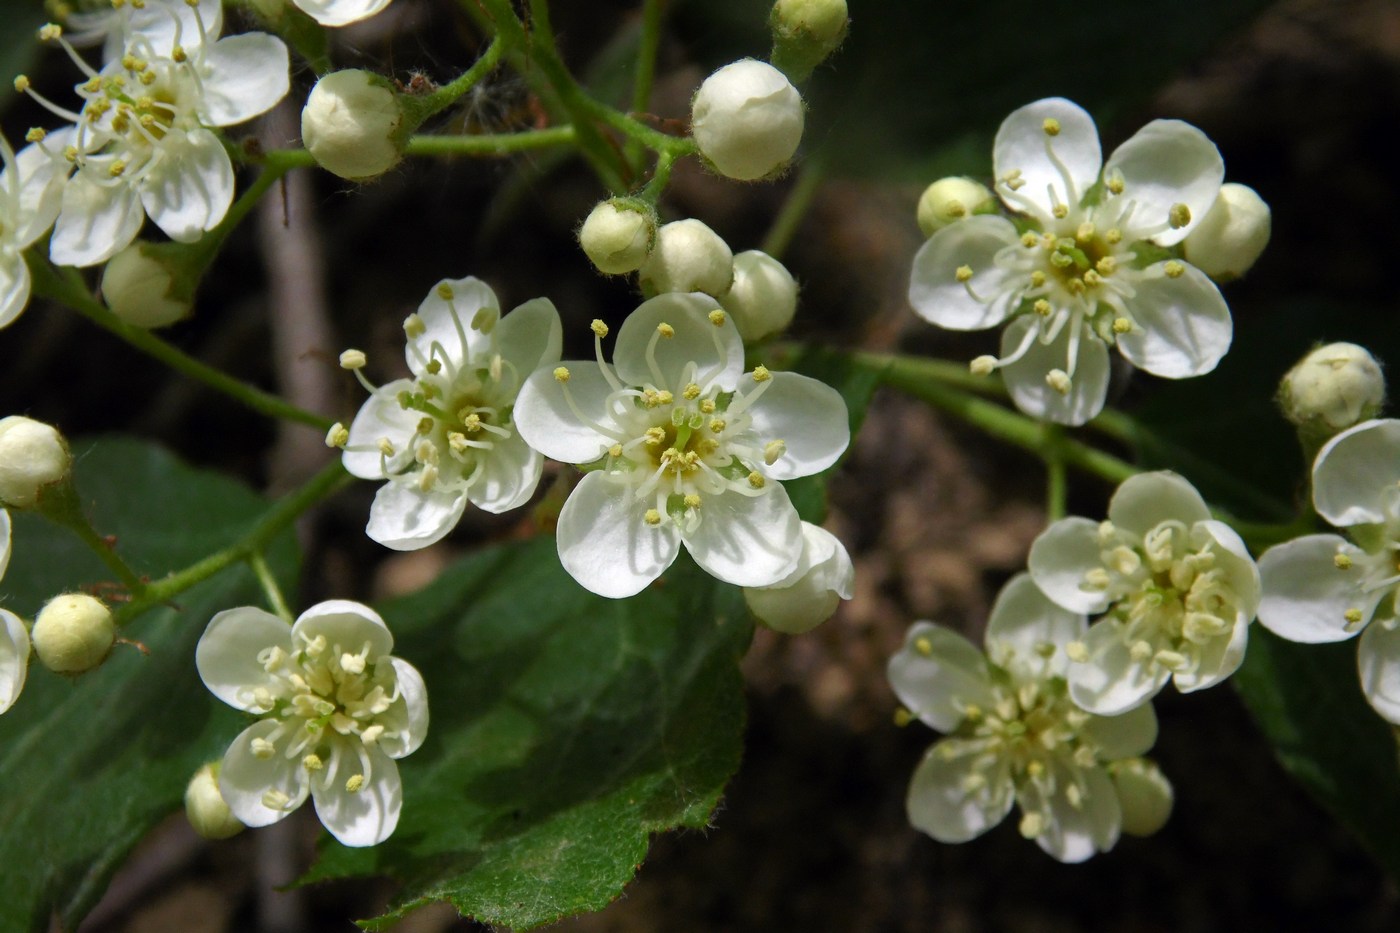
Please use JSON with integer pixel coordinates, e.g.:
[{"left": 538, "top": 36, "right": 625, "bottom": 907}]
[
  {"left": 2, "top": 508, "right": 31, "bottom": 715},
  {"left": 1, "top": 128, "right": 74, "bottom": 329},
  {"left": 292, "top": 0, "right": 394, "bottom": 28},
  {"left": 888, "top": 574, "right": 1168, "bottom": 862},
  {"left": 196, "top": 600, "right": 428, "bottom": 847}
]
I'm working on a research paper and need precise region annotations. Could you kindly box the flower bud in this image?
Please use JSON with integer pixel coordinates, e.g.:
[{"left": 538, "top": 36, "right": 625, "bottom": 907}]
[
  {"left": 638, "top": 218, "right": 734, "bottom": 297},
  {"left": 769, "top": 0, "right": 849, "bottom": 83},
  {"left": 301, "top": 69, "right": 405, "bottom": 182},
  {"left": 1182, "top": 182, "right": 1271, "bottom": 282},
  {"left": 102, "top": 243, "right": 192, "bottom": 328},
  {"left": 1279, "top": 342, "right": 1386, "bottom": 435},
  {"left": 31, "top": 593, "right": 115, "bottom": 674},
  {"left": 1, "top": 608, "right": 31, "bottom": 715},
  {"left": 720, "top": 250, "right": 798, "bottom": 341},
  {"left": 916, "top": 177, "right": 995, "bottom": 237},
  {"left": 579, "top": 198, "right": 656, "bottom": 275},
  {"left": 185, "top": 762, "right": 245, "bottom": 840},
  {"left": 743, "top": 523, "right": 854, "bottom": 634},
  {"left": 1108, "top": 758, "right": 1173, "bottom": 837},
  {"left": 691, "top": 59, "right": 804, "bottom": 181},
  {"left": 0, "top": 416, "right": 72, "bottom": 509}
]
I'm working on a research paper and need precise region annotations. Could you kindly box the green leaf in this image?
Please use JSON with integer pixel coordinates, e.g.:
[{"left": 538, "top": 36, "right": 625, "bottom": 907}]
[
  {"left": 1233, "top": 628, "right": 1400, "bottom": 877},
  {"left": 0, "top": 438, "right": 299, "bottom": 933},
  {"left": 302, "top": 539, "right": 751, "bottom": 929}
]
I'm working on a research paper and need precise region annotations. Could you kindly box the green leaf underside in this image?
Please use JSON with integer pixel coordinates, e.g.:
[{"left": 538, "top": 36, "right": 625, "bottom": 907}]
[
  {"left": 0, "top": 439, "right": 299, "bottom": 933},
  {"left": 1233, "top": 629, "right": 1400, "bottom": 877},
  {"left": 301, "top": 539, "right": 751, "bottom": 930}
]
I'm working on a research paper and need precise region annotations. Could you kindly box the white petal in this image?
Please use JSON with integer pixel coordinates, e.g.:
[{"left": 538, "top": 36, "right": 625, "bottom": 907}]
[
  {"left": 219, "top": 720, "right": 309, "bottom": 828},
  {"left": 293, "top": 600, "right": 395, "bottom": 660},
  {"left": 381, "top": 657, "right": 429, "bottom": 759},
  {"left": 198, "top": 33, "right": 291, "bottom": 126},
  {"left": 993, "top": 98, "right": 1101, "bottom": 219},
  {"left": 0, "top": 256, "right": 31, "bottom": 331},
  {"left": 613, "top": 292, "right": 742, "bottom": 389},
  {"left": 514, "top": 363, "right": 618, "bottom": 464},
  {"left": 1173, "top": 610, "right": 1248, "bottom": 694},
  {"left": 743, "top": 523, "right": 853, "bottom": 633},
  {"left": 1106, "top": 471, "right": 1210, "bottom": 536},
  {"left": 365, "top": 481, "right": 468, "bottom": 551},
  {"left": 1, "top": 608, "right": 30, "bottom": 714},
  {"left": 1359, "top": 620, "right": 1400, "bottom": 725},
  {"left": 293, "top": 0, "right": 393, "bottom": 27},
  {"left": 683, "top": 484, "right": 802, "bottom": 587},
  {"left": 0, "top": 508, "right": 9, "bottom": 578},
  {"left": 1196, "top": 519, "right": 1261, "bottom": 614},
  {"left": 908, "top": 215, "right": 1023, "bottom": 330},
  {"left": 468, "top": 430, "right": 542, "bottom": 514},
  {"left": 313, "top": 742, "right": 401, "bottom": 846},
  {"left": 1000, "top": 316, "right": 1110, "bottom": 427},
  {"left": 496, "top": 297, "right": 563, "bottom": 381},
  {"left": 555, "top": 471, "right": 681, "bottom": 598},
  {"left": 50, "top": 172, "right": 144, "bottom": 267},
  {"left": 1103, "top": 119, "right": 1223, "bottom": 246},
  {"left": 907, "top": 738, "right": 1015, "bottom": 843},
  {"left": 1067, "top": 618, "right": 1170, "bottom": 715},
  {"left": 1115, "top": 264, "right": 1231, "bottom": 378},
  {"left": 984, "top": 573, "right": 1086, "bottom": 678},
  {"left": 1312, "top": 419, "right": 1400, "bottom": 526},
  {"left": 407, "top": 277, "right": 499, "bottom": 379},
  {"left": 887, "top": 622, "right": 995, "bottom": 733},
  {"left": 1258, "top": 534, "right": 1376, "bottom": 643},
  {"left": 118, "top": 0, "right": 223, "bottom": 57},
  {"left": 343, "top": 379, "right": 421, "bottom": 479},
  {"left": 1033, "top": 764, "right": 1120, "bottom": 863},
  {"left": 741, "top": 372, "right": 849, "bottom": 480},
  {"left": 140, "top": 128, "right": 235, "bottom": 242},
  {"left": 1083, "top": 703, "right": 1158, "bottom": 760},
  {"left": 196, "top": 606, "right": 292, "bottom": 713},
  {"left": 8, "top": 126, "right": 76, "bottom": 247},
  {"left": 1027, "top": 517, "right": 1112, "bottom": 615}
]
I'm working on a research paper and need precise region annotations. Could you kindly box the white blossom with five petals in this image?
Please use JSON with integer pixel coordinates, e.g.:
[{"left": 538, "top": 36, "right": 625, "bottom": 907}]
[
  {"left": 888, "top": 574, "right": 1168, "bottom": 862},
  {"left": 196, "top": 600, "right": 428, "bottom": 847},
  {"left": 2, "top": 508, "right": 32, "bottom": 715},
  {"left": 1028, "top": 471, "right": 1259, "bottom": 715},
  {"left": 514, "top": 293, "right": 849, "bottom": 598},
  {"left": 909, "top": 97, "right": 1233, "bottom": 425},
  {"left": 1257, "top": 419, "right": 1400, "bottom": 725}
]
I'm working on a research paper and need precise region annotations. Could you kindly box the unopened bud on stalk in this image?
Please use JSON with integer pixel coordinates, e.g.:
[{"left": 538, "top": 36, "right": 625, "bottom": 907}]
[
  {"left": 0, "top": 416, "right": 71, "bottom": 509},
  {"left": 302, "top": 69, "right": 405, "bottom": 181},
  {"left": 743, "top": 523, "right": 854, "bottom": 633},
  {"left": 185, "top": 762, "right": 245, "bottom": 839},
  {"left": 720, "top": 250, "right": 798, "bottom": 341},
  {"left": 1279, "top": 342, "right": 1386, "bottom": 436},
  {"left": 916, "top": 177, "right": 996, "bottom": 237},
  {"left": 31, "top": 593, "right": 115, "bottom": 674},
  {"left": 691, "top": 59, "right": 804, "bottom": 182},
  {"left": 579, "top": 198, "right": 657, "bottom": 275},
  {"left": 1182, "top": 183, "right": 1271, "bottom": 282},
  {"left": 102, "top": 243, "right": 192, "bottom": 328},
  {"left": 769, "top": 0, "right": 849, "bottom": 83},
  {"left": 638, "top": 219, "right": 734, "bottom": 297}
]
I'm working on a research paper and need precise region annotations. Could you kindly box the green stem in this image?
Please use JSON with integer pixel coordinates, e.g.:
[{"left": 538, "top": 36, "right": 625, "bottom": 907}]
[
  {"left": 639, "top": 147, "right": 678, "bottom": 202},
  {"left": 115, "top": 460, "right": 350, "bottom": 625},
  {"left": 404, "top": 125, "right": 577, "bottom": 157},
  {"left": 625, "top": 0, "right": 666, "bottom": 171},
  {"left": 761, "top": 155, "right": 825, "bottom": 260},
  {"left": 40, "top": 480, "right": 147, "bottom": 595},
  {"left": 1043, "top": 424, "right": 1068, "bottom": 521},
  {"left": 409, "top": 37, "right": 507, "bottom": 122},
  {"left": 27, "top": 258, "right": 331, "bottom": 431},
  {"left": 250, "top": 552, "right": 294, "bottom": 623}
]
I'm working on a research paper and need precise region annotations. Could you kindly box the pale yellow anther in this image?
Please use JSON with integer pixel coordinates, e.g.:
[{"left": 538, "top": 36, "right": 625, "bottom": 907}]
[
  {"left": 1106, "top": 175, "right": 1125, "bottom": 196},
  {"left": 339, "top": 349, "right": 367, "bottom": 370},
  {"left": 302, "top": 753, "right": 324, "bottom": 771},
  {"left": 377, "top": 438, "right": 396, "bottom": 457},
  {"left": 1052, "top": 204, "right": 1069, "bottom": 219},
  {"left": 1076, "top": 222, "right": 1095, "bottom": 243},
  {"left": 38, "top": 23, "right": 62, "bottom": 41},
  {"left": 1021, "top": 232, "right": 1039, "bottom": 248},
  {"left": 1029, "top": 270, "right": 1046, "bottom": 288},
  {"left": 657, "top": 322, "right": 675, "bottom": 339},
  {"left": 698, "top": 438, "right": 720, "bottom": 455},
  {"left": 139, "top": 70, "right": 157, "bottom": 85},
  {"left": 752, "top": 365, "right": 772, "bottom": 383},
  {"left": 1065, "top": 640, "right": 1090, "bottom": 663},
  {"left": 1345, "top": 608, "right": 1364, "bottom": 625},
  {"left": 425, "top": 359, "right": 442, "bottom": 375},
  {"left": 1154, "top": 649, "right": 1188, "bottom": 671},
  {"left": 682, "top": 383, "right": 701, "bottom": 400},
  {"left": 107, "top": 160, "right": 127, "bottom": 177},
  {"left": 448, "top": 432, "right": 469, "bottom": 453},
  {"left": 644, "top": 508, "right": 663, "bottom": 526},
  {"left": 590, "top": 319, "right": 609, "bottom": 338},
  {"left": 251, "top": 737, "right": 276, "bottom": 759},
  {"left": 914, "top": 636, "right": 933, "bottom": 657},
  {"left": 435, "top": 282, "right": 454, "bottom": 301},
  {"left": 606, "top": 443, "right": 623, "bottom": 459},
  {"left": 747, "top": 471, "right": 766, "bottom": 489},
  {"left": 764, "top": 439, "right": 787, "bottom": 465},
  {"left": 1334, "top": 553, "right": 1353, "bottom": 570},
  {"left": 709, "top": 418, "right": 727, "bottom": 434},
  {"left": 553, "top": 366, "right": 571, "bottom": 383},
  {"left": 345, "top": 774, "right": 365, "bottom": 793},
  {"left": 969, "top": 355, "right": 997, "bottom": 376},
  {"left": 24, "top": 127, "right": 45, "bottom": 143},
  {"left": 1033, "top": 299, "right": 1051, "bottom": 316},
  {"left": 1026, "top": 759, "right": 1046, "bottom": 778},
  {"left": 893, "top": 707, "right": 915, "bottom": 727},
  {"left": 1066, "top": 278, "right": 1086, "bottom": 296},
  {"left": 700, "top": 398, "right": 716, "bottom": 414},
  {"left": 683, "top": 493, "right": 702, "bottom": 510},
  {"left": 13, "top": 75, "right": 30, "bottom": 93},
  {"left": 955, "top": 265, "right": 974, "bottom": 283},
  {"left": 403, "top": 313, "right": 426, "bottom": 338},
  {"left": 1112, "top": 317, "right": 1132, "bottom": 334},
  {"left": 645, "top": 426, "right": 666, "bottom": 445},
  {"left": 1065, "top": 782, "right": 1084, "bottom": 809},
  {"left": 1042, "top": 117, "right": 1061, "bottom": 136},
  {"left": 1046, "top": 369, "right": 1071, "bottom": 395},
  {"left": 1083, "top": 270, "right": 1102, "bottom": 287},
  {"left": 708, "top": 309, "right": 727, "bottom": 327},
  {"left": 963, "top": 703, "right": 983, "bottom": 720},
  {"left": 462, "top": 412, "right": 483, "bottom": 432},
  {"left": 1164, "top": 260, "right": 1186, "bottom": 279},
  {"left": 1169, "top": 203, "right": 1192, "bottom": 229},
  {"left": 262, "top": 789, "right": 291, "bottom": 810},
  {"left": 324, "top": 423, "right": 349, "bottom": 448},
  {"left": 1019, "top": 812, "right": 1046, "bottom": 839},
  {"left": 1129, "top": 640, "right": 1154, "bottom": 662},
  {"left": 1105, "top": 228, "right": 1122, "bottom": 245},
  {"left": 1095, "top": 256, "right": 1116, "bottom": 275}
]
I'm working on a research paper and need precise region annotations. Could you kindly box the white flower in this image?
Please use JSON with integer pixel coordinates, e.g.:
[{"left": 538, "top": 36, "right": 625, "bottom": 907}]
[
  {"left": 1, "top": 128, "right": 74, "bottom": 330},
  {"left": 342, "top": 277, "right": 562, "bottom": 550},
  {"left": 691, "top": 59, "right": 804, "bottom": 181},
  {"left": 59, "top": 0, "right": 224, "bottom": 62},
  {"left": 888, "top": 574, "right": 1167, "bottom": 862},
  {"left": 34, "top": 18, "right": 289, "bottom": 267},
  {"left": 1028, "top": 471, "right": 1259, "bottom": 714},
  {"left": 514, "top": 293, "right": 849, "bottom": 599},
  {"left": 196, "top": 600, "right": 428, "bottom": 847},
  {"left": 743, "top": 521, "right": 854, "bottom": 633},
  {"left": 909, "top": 97, "right": 1232, "bottom": 425},
  {"left": 2, "top": 508, "right": 32, "bottom": 715},
  {"left": 292, "top": 0, "right": 394, "bottom": 28},
  {"left": 1257, "top": 419, "right": 1400, "bottom": 724}
]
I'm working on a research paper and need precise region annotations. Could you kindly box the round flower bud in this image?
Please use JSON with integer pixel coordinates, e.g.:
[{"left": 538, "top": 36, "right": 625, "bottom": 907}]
[
  {"left": 0, "top": 416, "right": 72, "bottom": 509},
  {"left": 1182, "top": 182, "right": 1271, "bottom": 282},
  {"left": 743, "top": 523, "right": 854, "bottom": 634},
  {"left": 31, "top": 593, "right": 115, "bottom": 674},
  {"left": 691, "top": 59, "right": 804, "bottom": 181},
  {"left": 916, "top": 176, "right": 996, "bottom": 237},
  {"left": 638, "top": 218, "right": 734, "bottom": 297},
  {"left": 769, "top": 0, "right": 849, "bottom": 83},
  {"left": 102, "top": 243, "right": 192, "bottom": 328},
  {"left": 301, "top": 69, "right": 405, "bottom": 182},
  {"left": 185, "top": 762, "right": 245, "bottom": 840},
  {"left": 1279, "top": 342, "right": 1386, "bottom": 434},
  {"left": 1109, "top": 759, "right": 1173, "bottom": 837},
  {"left": 579, "top": 199, "right": 656, "bottom": 275},
  {"left": 720, "top": 250, "right": 798, "bottom": 342}
]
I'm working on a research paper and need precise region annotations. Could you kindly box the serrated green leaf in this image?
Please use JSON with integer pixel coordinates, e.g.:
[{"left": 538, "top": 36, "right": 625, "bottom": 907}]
[
  {"left": 0, "top": 438, "right": 299, "bottom": 933},
  {"left": 301, "top": 540, "right": 752, "bottom": 930}
]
